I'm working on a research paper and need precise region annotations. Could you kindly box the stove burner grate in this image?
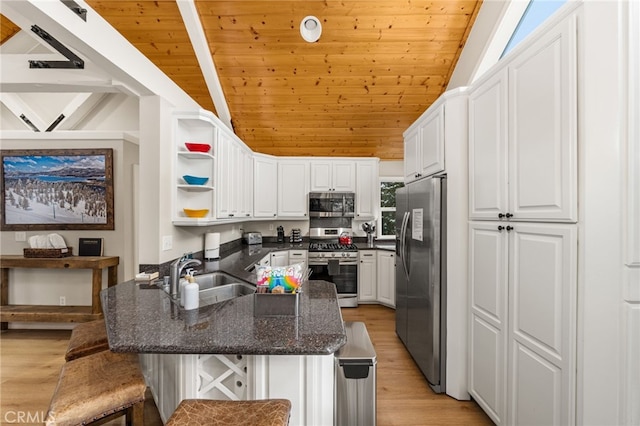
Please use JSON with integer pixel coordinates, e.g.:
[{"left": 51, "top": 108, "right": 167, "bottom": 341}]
[{"left": 309, "top": 242, "right": 358, "bottom": 252}]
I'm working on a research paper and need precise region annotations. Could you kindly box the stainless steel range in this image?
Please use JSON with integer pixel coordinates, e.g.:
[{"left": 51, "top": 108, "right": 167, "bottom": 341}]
[{"left": 308, "top": 226, "right": 358, "bottom": 307}]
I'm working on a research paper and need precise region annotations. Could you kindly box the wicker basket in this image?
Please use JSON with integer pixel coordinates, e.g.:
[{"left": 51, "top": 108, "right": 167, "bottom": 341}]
[{"left": 23, "top": 247, "right": 73, "bottom": 258}]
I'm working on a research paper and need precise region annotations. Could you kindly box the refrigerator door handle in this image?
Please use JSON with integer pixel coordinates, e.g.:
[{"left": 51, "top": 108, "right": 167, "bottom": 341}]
[{"left": 401, "top": 211, "right": 410, "bottom": 282}]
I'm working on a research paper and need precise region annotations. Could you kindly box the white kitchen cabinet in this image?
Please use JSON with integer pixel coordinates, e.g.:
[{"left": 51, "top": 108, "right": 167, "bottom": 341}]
[
  {"left": 469, "top": 16, "right": 577, "bottom": 223},
  {"left": 173, "top": 111, "right": 217, "bottom": 225},
  {"left": 253, "top": 154, "right": 278, "bottom": 218},
  {"left": 358, "top": 250, "right": 377, "bottom": 303},
  {"left": 257, "top": 254, "right": 271, "bottom": 268},
  {"left": 376, "top": 250, "right": 395, "bottom": 307},
  {"left": 404, "top": 104, "right": 444, "bottom": 183},
  {"left": 239, "top": 147, "right": 253, "bottom": 219},
  {"left": 270, "top": 251, "right": 289, "bottom": 267},
  {"left": 355, "top": 160, "right": 379, "bottom": 219},
  {"left": 277, "top": 160, "right": 309, "bottom": 217},
  {"left": 310, "top": 160, "right": 355, "bottom": 192},
  {"left": 216, "top": 129, "right": 238, "bottom": 219},
  {"left": 215, "top": 127, "right": 253, "bottom": 220},
  {"left": 288, "top": 250, "right": 307, "bottom": 271},
  {"left": 468, "top": 221, "right": 577, "bottom": 425}
]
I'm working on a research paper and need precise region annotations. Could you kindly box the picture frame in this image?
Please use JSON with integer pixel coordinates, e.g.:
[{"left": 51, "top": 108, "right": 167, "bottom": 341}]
[{"left": 0, "top": 148, "right": 114, "bottom": 231}]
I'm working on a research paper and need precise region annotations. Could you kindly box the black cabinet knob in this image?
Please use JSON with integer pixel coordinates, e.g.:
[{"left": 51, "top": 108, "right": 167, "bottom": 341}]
[
  {"left": 506, "top": 213, "right": 513, "bottom": 218},
  {"left": 506, "top": 226, "right": 513, "bottom": 231},
  {"left": 498, "top": 213, "right": 505, "bottom": 218},
  {"left": 498, "top": 226, "right": 504, "bottom": 231}
]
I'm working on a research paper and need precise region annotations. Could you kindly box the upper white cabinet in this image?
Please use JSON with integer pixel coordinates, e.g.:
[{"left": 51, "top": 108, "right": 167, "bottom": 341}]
[
  {"left": 355, "top": 160, "right": 379, "bottom": 219},
  {"left": 253, "top": 154, "right": 278, "bottom": 218},
  {"left": 468, "top": 222, "right": 577, "bottom": 425},
  {"left": 172, "top": 114, "right": 379, "bottom": 225},
  {"left": 277, "top": 160, "right": 309, "bottom": 218},
  {"left": 404, "top": 104, "right": 445, "bottom": 183},
  {"left": 216, "top": 129, "right": 253, "bottom": 220},
  {"left": 310, "top": 160, "right": 356, "bottom": 192},
  {"left": 469, "top": 16, "right": 577, "bottom": 223}
]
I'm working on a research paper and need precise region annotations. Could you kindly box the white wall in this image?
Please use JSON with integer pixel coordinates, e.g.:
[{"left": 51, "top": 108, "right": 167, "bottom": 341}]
[
  {"left": 379, "top": 160, "right": 403, "bottom": 177},
  {"left": 0, "top": 132, "right": 139, "bottom": 329}
]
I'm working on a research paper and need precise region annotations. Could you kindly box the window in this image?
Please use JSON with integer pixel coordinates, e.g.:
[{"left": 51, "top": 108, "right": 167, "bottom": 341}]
[
  {"left": 501, "top": 0, "right": 567, "bottom": 57},
  {"left": 377, "top": 178, "right": 404, "bottom": 239}
]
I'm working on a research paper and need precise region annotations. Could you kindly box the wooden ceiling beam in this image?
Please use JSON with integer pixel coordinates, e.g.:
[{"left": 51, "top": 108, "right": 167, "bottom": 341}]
[
  {"left": 176, "top": 0, "right": 232, "bottom": 129},
  {"left": 2, "top": 0, "right": 198, "bottom": 108}
]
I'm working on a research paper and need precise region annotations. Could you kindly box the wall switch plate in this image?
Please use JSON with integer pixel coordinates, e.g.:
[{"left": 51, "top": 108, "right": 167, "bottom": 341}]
[
  {"left": 162, "top": 235, "right": 173, "bottom": 251},
  {"left": 59, "top": 296, "right": 66, "bottom": 306},
  {"left": 15, "top": 232, "right": 26, "bottom": 241},
  {"left": 269, "top": 224, "right": 274, "bottom": 231}
]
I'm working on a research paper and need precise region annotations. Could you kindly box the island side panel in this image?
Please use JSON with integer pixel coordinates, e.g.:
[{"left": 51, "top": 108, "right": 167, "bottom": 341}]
[
  {"left": 141, "top": 353, "right": 335, "bottom": 426},
  {"left": 249, "top": 354, "right": 335, "bottom": 426}
]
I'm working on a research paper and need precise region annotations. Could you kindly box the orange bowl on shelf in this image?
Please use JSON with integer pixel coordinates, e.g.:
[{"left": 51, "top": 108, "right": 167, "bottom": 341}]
[
  {"left": 184, "top": 142, "right": 211, "bottom": 153},
  {"left": 183, "top": 208, "right": 209, "bottom": 218}
]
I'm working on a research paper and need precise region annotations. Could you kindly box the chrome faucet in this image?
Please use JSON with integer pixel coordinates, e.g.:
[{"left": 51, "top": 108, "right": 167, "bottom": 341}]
[{"left": 170, "top": 256, "right": 202, "bottom": 299}]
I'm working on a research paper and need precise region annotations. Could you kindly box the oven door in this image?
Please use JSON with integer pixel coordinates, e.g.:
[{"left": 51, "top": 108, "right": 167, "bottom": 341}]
[{"left": 308, "top": 260, "right": 357, "bottom": 295}]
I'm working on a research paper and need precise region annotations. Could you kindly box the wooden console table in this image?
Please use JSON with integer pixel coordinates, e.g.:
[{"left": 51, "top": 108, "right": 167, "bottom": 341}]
[{"left": 0, "top": 255, "right": 119, "bottom": 329}]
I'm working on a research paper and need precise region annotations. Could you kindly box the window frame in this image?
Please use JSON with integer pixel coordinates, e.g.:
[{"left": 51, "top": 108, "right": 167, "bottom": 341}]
[{"left": 376, "top": 176, "right": 404, "bottom": 240}]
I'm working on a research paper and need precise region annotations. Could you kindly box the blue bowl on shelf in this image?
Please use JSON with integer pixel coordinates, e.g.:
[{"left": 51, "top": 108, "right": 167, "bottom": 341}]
[{"left": 183, "top": 175, "right": 209, "bottom": 185}]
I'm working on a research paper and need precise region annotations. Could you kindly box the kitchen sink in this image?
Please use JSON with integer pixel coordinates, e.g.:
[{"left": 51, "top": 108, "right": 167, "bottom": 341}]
[
  {"left": 194, "top": 271, "right": 246, "bottom": 290},
  {"left": 199, "top": 283, "right": 255, "bottom": 306}
]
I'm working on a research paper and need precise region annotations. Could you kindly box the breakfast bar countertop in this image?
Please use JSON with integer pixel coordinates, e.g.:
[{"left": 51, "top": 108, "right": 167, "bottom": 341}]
[{"left": 100, "top": 279, "right": 346, "bottom": 356}]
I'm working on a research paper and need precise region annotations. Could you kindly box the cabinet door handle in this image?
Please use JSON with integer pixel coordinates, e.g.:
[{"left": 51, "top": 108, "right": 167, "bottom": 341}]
[
  {"left": 506, "top": 226, "right": 513, "bottom": 232},
  {"left": 505, "top": 213, "right": 513, "bottom": 218},
  {"left": 498, "top": 226, "right": 504, "bottom": 231},
  {"left": 498, "top": 213, "right": 505, "bottom": 218}
]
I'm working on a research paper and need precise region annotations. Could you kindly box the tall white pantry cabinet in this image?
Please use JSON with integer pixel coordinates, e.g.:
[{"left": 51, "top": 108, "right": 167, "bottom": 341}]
[{"left": 467, "top": 9, "right": 578, "bottom": 426}]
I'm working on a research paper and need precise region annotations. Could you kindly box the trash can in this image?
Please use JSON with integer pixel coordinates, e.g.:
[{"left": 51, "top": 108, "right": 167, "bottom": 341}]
[{"left": 335, "top": 321, "right": 377, "bottom": 426}]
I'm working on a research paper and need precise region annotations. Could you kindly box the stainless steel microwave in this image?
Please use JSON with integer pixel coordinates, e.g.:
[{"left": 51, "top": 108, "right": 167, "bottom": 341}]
[{"left": 308, "top": 192, "right": 355, "bottom": 217}]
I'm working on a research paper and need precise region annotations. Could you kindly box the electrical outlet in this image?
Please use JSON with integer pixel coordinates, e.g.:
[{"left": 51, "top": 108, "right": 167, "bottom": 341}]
[
  {"left": 59, "top": 296, "right": 66, "bottom": 306},
  {"left": 269, "top": 224, "right": 274, "bottom": 231},
  {"left": 15, "top": 232, "right": 26, "bottom": 241},
  {"left": 162, "top": 235, "right": 172, "bottom": 251}
]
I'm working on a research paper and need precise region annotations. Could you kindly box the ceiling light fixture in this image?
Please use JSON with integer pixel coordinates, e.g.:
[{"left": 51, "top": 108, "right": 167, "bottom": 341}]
[{"left": 300, "top": 16, "right": 322, "bottom": 43}]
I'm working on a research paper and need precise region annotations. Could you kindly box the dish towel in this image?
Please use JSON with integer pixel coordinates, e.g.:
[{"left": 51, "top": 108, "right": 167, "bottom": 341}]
[{"left": 328, "top": 259, "right": 340, "bottom": 276}]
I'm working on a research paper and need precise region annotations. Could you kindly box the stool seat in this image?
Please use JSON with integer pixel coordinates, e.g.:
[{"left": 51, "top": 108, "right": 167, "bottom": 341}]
[
  {"left": 65, "top": 319, "right": 109, "bottom": 361},
  {"left": 167, "top": 399, "right": 291, "bottom": 426},
  {"left": 45, "top": 350, "right": 146, "bottom": 426}
]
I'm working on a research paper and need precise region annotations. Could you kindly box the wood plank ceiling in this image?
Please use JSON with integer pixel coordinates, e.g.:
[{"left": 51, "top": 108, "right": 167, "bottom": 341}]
[{"left": 2, "top": 1, "right": 481, "bottom": 160}]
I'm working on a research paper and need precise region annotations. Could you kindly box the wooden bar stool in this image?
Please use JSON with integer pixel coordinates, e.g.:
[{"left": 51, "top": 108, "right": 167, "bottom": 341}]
[
  {"left": 45, "top": 350, "right": 146, "bottom": 426},
  {"left": 166, "top": 399, "right": 292, "bottom": 426},
  {"left": 65, "top": 319, "right": 109, "bottom": 361}
]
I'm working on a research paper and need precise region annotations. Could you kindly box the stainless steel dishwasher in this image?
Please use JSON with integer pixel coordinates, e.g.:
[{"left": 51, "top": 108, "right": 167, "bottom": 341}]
[{"left": 335, "top": 321, "right": 377, "bottom": 426}]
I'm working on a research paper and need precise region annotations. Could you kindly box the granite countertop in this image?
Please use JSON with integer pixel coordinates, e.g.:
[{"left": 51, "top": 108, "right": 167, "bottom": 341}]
[
  {"left": 101, "top": 278, "right": 346, "bottom": 355},
  {"left": 101, "top": 240, "right": 397, "bottom": 355}
]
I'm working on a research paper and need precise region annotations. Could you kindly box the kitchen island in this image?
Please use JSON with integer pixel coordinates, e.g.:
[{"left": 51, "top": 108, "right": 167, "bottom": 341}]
[{"left": 101, "top": 279, "right": 346, "bottom": 425}]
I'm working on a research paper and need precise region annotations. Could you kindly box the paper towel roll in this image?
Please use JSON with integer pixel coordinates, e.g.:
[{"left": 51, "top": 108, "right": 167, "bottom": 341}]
[{"left": 204, "top": 232, "right": 220, "bottom": 260}]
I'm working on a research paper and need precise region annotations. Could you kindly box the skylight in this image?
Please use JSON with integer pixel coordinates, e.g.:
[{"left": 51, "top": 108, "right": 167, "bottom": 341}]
[{"left": 501, "top": 0, "right": 568, "bottom": 58}]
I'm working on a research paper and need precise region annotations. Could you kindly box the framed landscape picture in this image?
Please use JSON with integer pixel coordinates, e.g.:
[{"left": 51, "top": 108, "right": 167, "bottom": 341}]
[{"left": 0, "top": 148, "right": 114, "bottom": 230}]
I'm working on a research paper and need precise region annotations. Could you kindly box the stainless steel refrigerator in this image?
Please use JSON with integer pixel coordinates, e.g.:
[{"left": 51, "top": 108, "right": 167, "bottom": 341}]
[{"left": 395, "top": 175, "right": 446, "bottom": 393}]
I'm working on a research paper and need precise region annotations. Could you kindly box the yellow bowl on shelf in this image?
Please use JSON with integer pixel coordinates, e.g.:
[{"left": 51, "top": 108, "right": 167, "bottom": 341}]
[{"left": 183, "top": 208, "right": 209, "bottom": 218}]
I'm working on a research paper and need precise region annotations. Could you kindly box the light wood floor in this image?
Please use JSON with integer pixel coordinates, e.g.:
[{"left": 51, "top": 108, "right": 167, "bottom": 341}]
[{"left": 0, "top": 305, "right": 493, "bottom": 425}]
